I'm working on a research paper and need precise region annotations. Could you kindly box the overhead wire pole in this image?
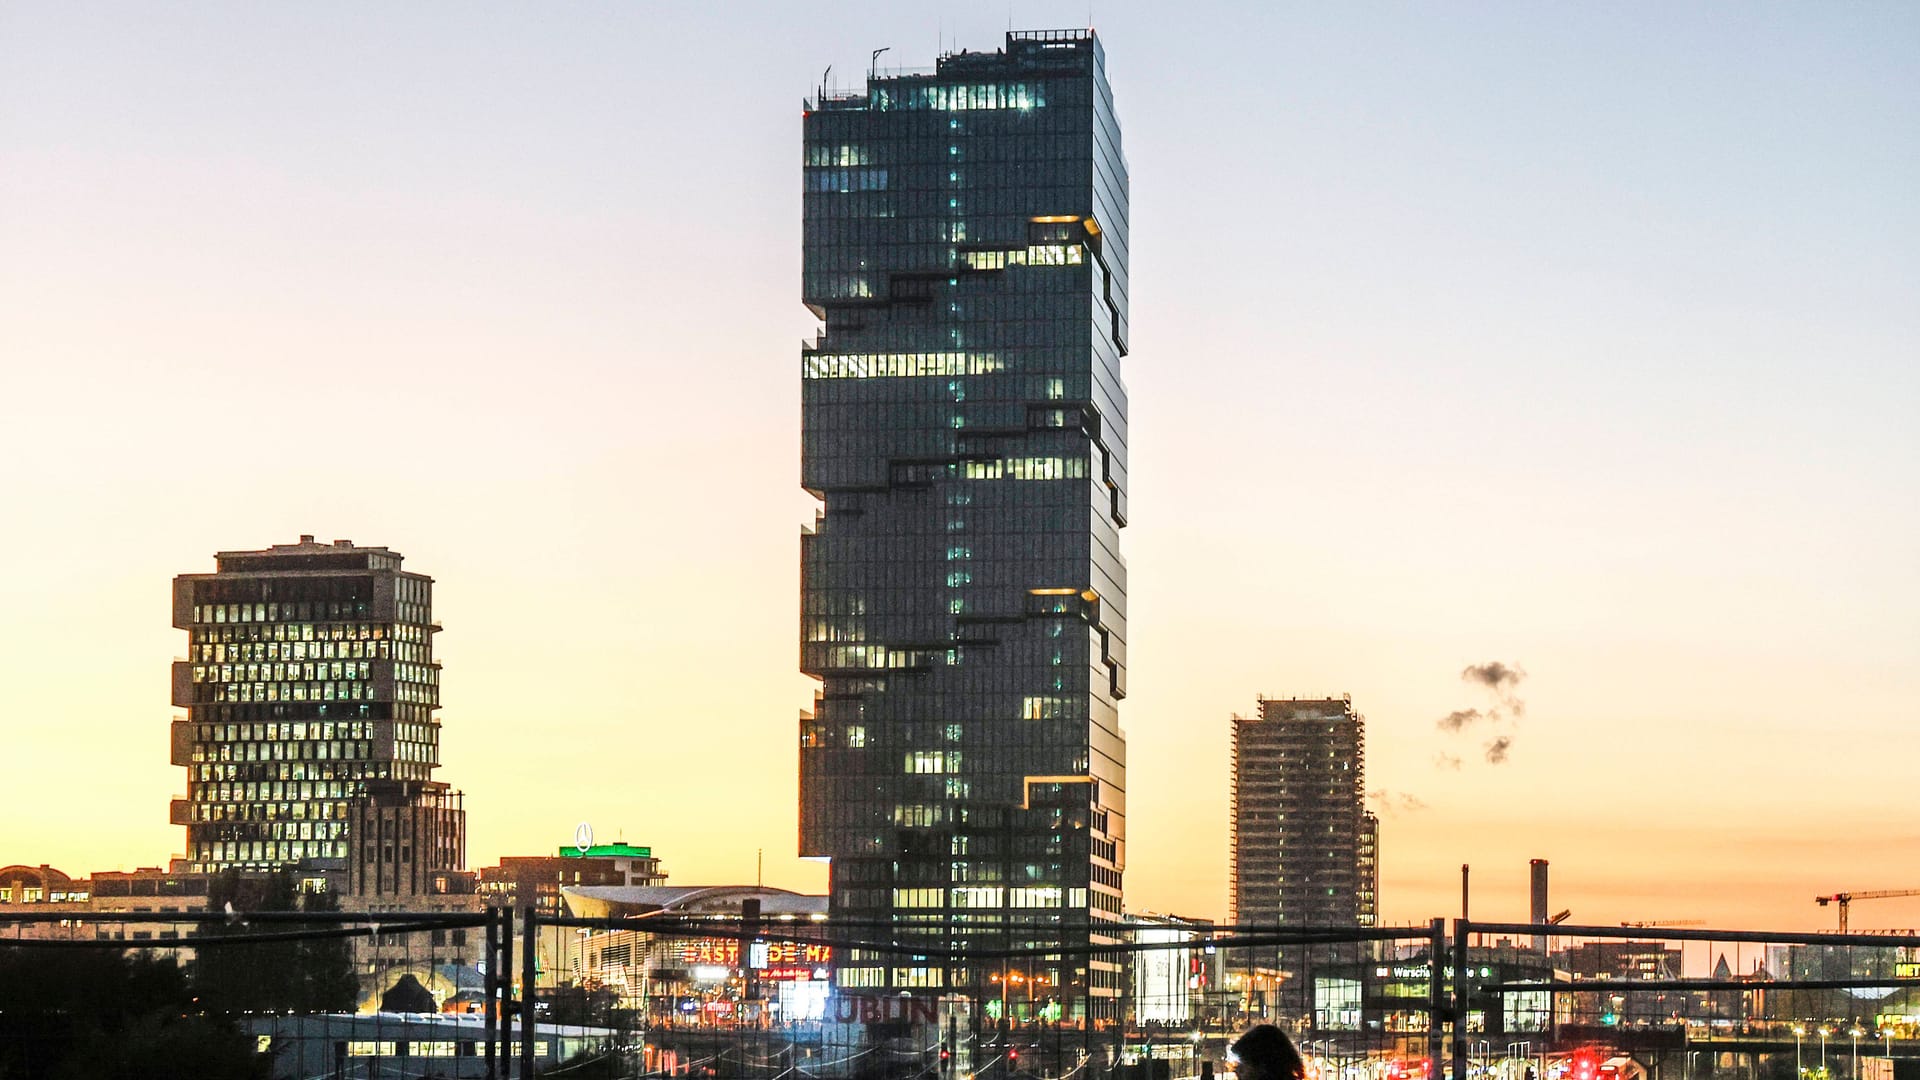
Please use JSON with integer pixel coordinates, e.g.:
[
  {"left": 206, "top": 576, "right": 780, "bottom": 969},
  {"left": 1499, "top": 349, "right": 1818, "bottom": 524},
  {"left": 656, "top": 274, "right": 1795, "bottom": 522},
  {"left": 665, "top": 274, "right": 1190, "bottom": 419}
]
[
  {"left": 1455, "top": 864, "right": 1471, "bottom": 1080},
  {"left": 1429, "top": 918, "right": 1446, "bottom": 1076},
  {"left": 1452, "top": 919, "right": 1470, "bottom": 1080},
  {"left": 521, "top": 908, "right": 537, "bottom": 1080},
  {"left": 485, "top": 908, "right": 499, "bottom": 1079},
  {"left": 499, "top": 906, "right": 515, "bottom": 1077}
]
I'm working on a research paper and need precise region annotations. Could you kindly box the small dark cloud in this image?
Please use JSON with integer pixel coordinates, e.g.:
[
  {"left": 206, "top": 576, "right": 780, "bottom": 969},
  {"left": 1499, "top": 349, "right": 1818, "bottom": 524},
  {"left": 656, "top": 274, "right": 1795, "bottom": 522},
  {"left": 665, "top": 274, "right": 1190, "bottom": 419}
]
[
  {"left": 1461, "top": 662, "right": 1525, "bottom": 691},
  {"left": 1484, "top": 736, "right": 1513, "bottom": 764},
  {"left": 1368, "top": 790, "right": 1430, "bottom": 816},
  {"left": 1436, "top": 661, "right": 1529, "bottom": 766}
]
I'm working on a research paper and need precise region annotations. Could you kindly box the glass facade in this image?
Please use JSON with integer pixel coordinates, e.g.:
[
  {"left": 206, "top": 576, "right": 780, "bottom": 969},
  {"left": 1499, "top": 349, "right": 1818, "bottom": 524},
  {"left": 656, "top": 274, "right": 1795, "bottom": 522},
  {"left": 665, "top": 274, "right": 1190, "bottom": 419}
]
[
  {"left": 797, "top": 30, "right": 1130, "bottom": 1017},
  {"left": 171, "top": 537, "right": 446, "bottom": 873}
]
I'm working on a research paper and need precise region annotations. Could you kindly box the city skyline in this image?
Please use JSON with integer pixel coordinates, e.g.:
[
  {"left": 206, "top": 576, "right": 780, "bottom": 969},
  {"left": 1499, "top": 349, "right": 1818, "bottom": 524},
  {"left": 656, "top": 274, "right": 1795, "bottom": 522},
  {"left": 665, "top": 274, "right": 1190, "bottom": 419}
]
[{"left": 2, "top": 2, "right": 1915, "bottom": 933}]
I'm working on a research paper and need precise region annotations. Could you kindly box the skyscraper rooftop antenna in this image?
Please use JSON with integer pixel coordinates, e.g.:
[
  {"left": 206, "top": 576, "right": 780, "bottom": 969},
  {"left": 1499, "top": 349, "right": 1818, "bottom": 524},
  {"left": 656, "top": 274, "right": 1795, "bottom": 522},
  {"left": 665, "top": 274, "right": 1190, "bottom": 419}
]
[{"left": 870, "top": 47, "right": 890, "bottom": 80}]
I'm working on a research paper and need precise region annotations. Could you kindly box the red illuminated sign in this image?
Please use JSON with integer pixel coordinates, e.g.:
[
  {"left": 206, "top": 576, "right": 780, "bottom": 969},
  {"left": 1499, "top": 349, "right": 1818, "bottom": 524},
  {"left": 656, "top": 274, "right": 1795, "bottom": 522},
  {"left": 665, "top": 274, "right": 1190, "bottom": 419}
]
[
  {"left": 680, "top": 939, "right": 833, "bottom": 970},
  {"left": 682, "top": 940, "right": 740, "bottom": 966}
]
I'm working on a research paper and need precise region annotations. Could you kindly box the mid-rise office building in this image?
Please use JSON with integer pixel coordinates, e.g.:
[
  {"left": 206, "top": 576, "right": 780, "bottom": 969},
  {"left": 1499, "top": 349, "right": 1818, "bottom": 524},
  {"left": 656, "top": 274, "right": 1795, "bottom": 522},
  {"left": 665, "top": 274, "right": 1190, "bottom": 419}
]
[
  {"left": 476, "top": 841, "right": 668, "bottom": 918},
  {"left": 796, "top": 30, "right": 1131, "bottom": 1017},
  {"left": 0, "top": 862, "right": 215, "bottom": 957},
  {"left": 172, "top": 536, "right": 455, "bottom": 874},
  {"left": 1229, "top": 697, "right": 1378, "bottom": 968}
]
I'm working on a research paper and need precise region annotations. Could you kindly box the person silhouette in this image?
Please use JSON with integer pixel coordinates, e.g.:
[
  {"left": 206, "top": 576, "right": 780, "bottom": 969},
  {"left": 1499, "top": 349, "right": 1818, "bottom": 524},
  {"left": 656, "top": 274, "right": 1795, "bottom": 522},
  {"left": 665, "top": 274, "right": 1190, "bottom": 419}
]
[{"left": 1230, "top": 1024, "right": 1306, "bottom": 1080}]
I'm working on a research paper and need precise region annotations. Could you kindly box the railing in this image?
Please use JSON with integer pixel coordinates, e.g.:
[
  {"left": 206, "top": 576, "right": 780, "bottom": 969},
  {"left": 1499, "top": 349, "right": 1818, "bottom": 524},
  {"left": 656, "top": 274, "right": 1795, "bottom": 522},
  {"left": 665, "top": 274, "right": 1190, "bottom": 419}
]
[
  {"left": 1008, "top": 30, "right": 1096, "bottom": 44},
  {"left": 6, "top": 909, "right": 1916, "bottom": 1079},
  {"left": 1450, "top": 919, "right": 1920, "bottom": 1080}
]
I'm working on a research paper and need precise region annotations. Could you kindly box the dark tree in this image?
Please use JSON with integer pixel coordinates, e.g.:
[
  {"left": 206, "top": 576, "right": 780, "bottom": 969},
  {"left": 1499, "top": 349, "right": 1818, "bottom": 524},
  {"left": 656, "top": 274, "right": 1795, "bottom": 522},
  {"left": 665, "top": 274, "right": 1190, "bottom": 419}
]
[
  {"left": 543, "top": 982, "right": 621, "bottom": 1027},
  {"left": 192, "top": 870, "right": 359, "bottom": 1014},
  {"left": 50, "top": 1013, "right": 266, "bottom": 1080},
  {"left": 0, "top": 950, "right": 266, "bottom": 1080},
  {"left": 296, "top": 885, "right": 361, "bottom": 1011}
]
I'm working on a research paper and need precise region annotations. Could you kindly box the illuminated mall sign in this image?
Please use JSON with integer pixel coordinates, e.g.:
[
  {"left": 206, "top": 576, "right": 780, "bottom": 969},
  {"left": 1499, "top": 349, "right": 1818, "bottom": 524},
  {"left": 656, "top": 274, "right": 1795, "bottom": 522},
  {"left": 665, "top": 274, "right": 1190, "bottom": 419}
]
[{"left": 680, "top": 939, "right": 832, "bottom": 980}]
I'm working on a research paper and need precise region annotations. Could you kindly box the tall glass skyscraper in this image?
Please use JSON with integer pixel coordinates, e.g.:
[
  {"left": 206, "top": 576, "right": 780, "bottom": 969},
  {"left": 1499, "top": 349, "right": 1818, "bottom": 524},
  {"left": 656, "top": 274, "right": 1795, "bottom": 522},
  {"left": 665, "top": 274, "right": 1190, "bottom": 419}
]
[{"left": 797, "top": 30, "right": 1130, "bottom": 1018}]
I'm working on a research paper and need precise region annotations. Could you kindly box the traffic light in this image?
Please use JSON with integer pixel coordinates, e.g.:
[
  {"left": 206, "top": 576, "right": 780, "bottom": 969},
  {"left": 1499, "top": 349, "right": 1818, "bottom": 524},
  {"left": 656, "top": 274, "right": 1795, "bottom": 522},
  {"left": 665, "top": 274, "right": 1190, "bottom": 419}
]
[{"left": 1008, "top": 1048, "right": 1019, "bottom": 1065}]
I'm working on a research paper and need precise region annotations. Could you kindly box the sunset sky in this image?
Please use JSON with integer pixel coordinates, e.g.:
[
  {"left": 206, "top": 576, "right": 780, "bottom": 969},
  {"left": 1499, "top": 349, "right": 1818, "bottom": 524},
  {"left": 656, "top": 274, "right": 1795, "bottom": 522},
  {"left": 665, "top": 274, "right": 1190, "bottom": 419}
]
[{"left": 2, "top": 2, "right": 1915, "bottom": 933}]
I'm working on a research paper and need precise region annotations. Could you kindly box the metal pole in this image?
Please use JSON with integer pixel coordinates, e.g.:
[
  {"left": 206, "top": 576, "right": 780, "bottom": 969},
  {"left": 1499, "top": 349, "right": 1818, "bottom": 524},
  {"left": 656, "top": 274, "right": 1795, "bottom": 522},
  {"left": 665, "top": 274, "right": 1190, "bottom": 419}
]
[
  {"left": 521, "top": 907, "right": 538, "bottom": 1080},
  {"left": 1429, "top": 918, "right": 1447, "bottom": 1078},
  {"left": 500, "top": 906, "right": 515, "bottom": 1078},
  {"left": 1001, "top": 956, "right": 1010, "bottom": 1075},
  {"left": 485, "top": 907, "right": 499, "bottom": 1080},
  {"left": 1452, "top": 919, "right": 1470, "bottom": 1080},
  {"left": 743, "top": 898, "right": 763, "bottom": 1022}
]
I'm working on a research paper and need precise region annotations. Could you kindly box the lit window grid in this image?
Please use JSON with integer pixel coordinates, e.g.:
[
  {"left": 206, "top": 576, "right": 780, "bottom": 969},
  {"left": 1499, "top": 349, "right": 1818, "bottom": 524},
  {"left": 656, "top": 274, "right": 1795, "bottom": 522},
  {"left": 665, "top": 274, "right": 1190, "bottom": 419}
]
[{"left": 178, "top": 576, "right": 441, "bottom": 873}]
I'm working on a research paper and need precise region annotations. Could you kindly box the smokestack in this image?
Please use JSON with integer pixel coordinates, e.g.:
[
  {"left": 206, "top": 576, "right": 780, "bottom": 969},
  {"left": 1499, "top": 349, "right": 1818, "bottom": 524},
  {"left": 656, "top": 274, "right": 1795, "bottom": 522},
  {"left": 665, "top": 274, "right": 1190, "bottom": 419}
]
[{"left": 1531, "top": 858, "right": 1549, "bottom": 954}]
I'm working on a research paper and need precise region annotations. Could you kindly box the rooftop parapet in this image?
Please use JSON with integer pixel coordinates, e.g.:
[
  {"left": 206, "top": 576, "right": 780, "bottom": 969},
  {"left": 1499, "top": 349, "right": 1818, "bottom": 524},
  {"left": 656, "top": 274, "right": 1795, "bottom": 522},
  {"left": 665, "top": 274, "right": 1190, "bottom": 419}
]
[{"left": 813, "top": 29, "right": 1101, "bottom": 110}]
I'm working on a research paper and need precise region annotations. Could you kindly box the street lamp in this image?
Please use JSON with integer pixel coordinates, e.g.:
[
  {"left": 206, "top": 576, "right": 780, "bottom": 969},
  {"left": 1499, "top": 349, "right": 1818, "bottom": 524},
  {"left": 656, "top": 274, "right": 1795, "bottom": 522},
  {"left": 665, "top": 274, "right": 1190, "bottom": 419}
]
[
  {"left": 1821, "top": 1026, "right": 1832, "bottom": 1080},
  {"left": 1794, "top": 1025, "right": 1806, "bottom": 1078},
  {"left": 1852, "top": 1027, "right": 1864, "bottom": 1080}
]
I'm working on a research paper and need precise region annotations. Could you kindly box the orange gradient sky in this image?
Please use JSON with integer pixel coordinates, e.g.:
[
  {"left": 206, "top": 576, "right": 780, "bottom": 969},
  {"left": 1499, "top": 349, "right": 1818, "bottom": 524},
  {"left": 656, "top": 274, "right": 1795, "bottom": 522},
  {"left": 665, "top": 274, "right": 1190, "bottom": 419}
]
[{"left": 2, "top": 3, "right": 1915, "bottom": 933}]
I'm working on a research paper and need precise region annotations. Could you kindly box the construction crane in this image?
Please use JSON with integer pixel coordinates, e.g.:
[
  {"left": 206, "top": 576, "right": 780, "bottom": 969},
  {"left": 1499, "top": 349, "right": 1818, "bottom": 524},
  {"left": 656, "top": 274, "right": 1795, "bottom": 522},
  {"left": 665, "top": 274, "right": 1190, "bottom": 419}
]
[
  {"left": 1620, "top": 919, "right": 1704, "bottom": 928},
  {"left": 1816, "top": 890, "right": 1920, "bottom": 932}
]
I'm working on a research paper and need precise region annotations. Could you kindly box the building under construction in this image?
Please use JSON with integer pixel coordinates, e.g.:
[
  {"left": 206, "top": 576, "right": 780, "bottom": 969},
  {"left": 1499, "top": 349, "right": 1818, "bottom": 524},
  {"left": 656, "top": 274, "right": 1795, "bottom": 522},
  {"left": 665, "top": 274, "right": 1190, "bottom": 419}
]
[{"left": 1228, "top": 696, "right": 1379, "bottom": 1006}]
